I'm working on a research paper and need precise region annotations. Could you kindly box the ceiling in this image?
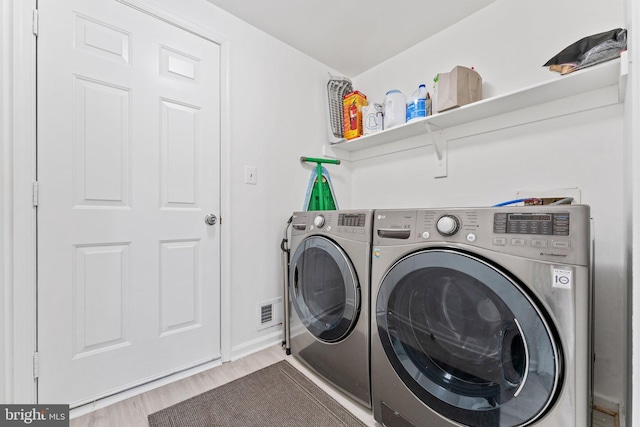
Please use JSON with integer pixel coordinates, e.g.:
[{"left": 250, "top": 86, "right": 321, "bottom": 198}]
[{"left": 206, "top": 0, "right": 496, "bottom": 77}]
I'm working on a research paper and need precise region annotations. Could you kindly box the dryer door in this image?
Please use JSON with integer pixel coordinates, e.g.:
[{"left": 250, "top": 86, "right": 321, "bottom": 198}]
[
  {"left": 290, "top": 236, "right": 360, "bottom": 343},
  {"left": 376, "top": 249, "right": 561, "bottom": 427}
]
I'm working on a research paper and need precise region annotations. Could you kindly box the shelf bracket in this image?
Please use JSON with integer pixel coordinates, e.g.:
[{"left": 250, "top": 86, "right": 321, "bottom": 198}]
[
  {"left": 424, "top": 122, "right": 447, "bottom": 178},
  {"left": 619, "top": 50, "right": 628, "bottom": 102}
]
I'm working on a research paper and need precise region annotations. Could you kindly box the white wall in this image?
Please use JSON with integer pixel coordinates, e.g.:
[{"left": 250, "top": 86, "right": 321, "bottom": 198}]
[
  {"left": 0, "top": 0, "right": 10, "bottom": 405},
  {"left": 141, "top": 0, "right": 352, "bottom": 357},
  {"left": 349, "top": 0, "right": 626, "bottom": 411},
  {"left": 625, "top": 0, "right": 639, "bottom": 423}
]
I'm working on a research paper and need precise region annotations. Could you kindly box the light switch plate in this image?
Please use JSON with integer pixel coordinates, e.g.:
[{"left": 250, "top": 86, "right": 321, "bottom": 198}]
[{"left": 244, "top": 166, "right": 257, "bottom": 185}]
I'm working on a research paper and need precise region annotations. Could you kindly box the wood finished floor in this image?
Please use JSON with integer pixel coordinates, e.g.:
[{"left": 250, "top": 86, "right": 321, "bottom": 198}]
[{"left": 70, "top": 345, "right": 378, "bottom": 427}]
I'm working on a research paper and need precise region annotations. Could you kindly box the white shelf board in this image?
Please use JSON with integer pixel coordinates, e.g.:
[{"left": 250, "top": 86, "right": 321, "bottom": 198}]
[{"left": 328, "top": 58, "right": 623, "bottom": 157}]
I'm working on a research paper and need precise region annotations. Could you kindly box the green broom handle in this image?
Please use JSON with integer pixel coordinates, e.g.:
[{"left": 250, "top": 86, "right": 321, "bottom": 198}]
[
  {"left": 300, "top": 157, "right": 341, "bottom": 211},
  {"left": 300, "top": 157, "right": 341, "bottom": 165}
]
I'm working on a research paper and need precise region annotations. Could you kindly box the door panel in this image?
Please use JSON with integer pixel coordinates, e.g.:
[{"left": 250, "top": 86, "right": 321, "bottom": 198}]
[
  {"left": 37, "top": 0, "right": 221, "bottom": 406},
  {"left": 73, "top": 76, "right": 131, "bottom": 208},
  {"left": 73, "top": 243, "right": 131, "bottom": 357}
]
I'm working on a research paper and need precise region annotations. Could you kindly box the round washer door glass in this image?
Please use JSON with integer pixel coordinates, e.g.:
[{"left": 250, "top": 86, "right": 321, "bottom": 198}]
[
  {"left": 377, "top": 249, "right": 561, "bottom": 427},
  {"left": 290, "top": 236, "right": 360, "bottom": 343}
]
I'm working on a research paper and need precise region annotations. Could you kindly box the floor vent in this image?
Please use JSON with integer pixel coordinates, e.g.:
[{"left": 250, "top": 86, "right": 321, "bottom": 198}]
[{"left": 256, "top": 297, "right": 282, "bottom": 331}]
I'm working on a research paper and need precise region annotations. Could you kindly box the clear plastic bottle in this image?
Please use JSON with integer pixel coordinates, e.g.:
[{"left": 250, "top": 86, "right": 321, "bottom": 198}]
[{"left": 406, "top": 84, "right": 428, "bottom": 122}]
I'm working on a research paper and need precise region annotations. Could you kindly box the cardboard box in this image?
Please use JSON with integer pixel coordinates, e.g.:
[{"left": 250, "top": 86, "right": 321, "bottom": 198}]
[
  {"left": 343, "top": 91, "right": 367, "bottom": 140},
  {"left": 436, "top": 66, "right": 482, "bottom": 113}
]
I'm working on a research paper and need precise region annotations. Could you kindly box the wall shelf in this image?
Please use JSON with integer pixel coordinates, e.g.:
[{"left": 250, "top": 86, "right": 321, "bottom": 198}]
[{"left": 324, "top": 57, "right": 626, "bottom": 169}]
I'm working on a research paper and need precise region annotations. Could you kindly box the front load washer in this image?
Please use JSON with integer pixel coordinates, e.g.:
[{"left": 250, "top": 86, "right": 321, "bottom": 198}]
[
  {"left": 371, "top": 206, "right": 592, "bottom": 427},
  {"left": 288, "top": 209, "right": 373, "bottom": 407}
]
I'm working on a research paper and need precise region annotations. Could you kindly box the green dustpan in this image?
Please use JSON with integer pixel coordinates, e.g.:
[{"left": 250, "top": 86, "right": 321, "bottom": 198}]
[{"left": 307, "top": 174, "right": 337, "bottom": 211}]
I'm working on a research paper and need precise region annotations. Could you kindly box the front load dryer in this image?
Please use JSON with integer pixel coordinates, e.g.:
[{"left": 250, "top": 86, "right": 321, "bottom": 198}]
[
  {"left": 288, "top": 209, "right": 373, "bottom": 408},
  {"left": 370, "top": 206, "right": 592, "bottom": 427}
]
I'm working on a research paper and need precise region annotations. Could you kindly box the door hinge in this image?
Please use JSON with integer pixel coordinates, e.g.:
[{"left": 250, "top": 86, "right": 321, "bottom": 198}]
[
  {"left": 33, "top": 352, "right": 39, "bottom": 379},
  {"left": 32, "top": 181, "right": 39, "bottom": 207},
  {"left": 32, "top": 9, "right": 39, "bottom": 37}
]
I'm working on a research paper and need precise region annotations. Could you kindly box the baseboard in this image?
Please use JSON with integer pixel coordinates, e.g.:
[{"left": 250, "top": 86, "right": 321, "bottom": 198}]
[{"left": 231, "top": 330, "right": 283, "bottom": 361}]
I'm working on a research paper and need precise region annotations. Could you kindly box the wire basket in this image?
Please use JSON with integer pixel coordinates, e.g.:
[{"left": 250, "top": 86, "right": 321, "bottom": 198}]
[{"left": 327, "top": 75, "right": 352, "bottom": 139}]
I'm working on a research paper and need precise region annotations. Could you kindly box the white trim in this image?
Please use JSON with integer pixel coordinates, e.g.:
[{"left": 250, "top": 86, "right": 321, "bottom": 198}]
[
  {"left": 9, "top": 0, "right": 38, "bottom": 404},
  {"left": 116, "top": 0, "right": 228, "bottom": 44},
  {"left": 230, "top": 331, "right": 283, "bottom": 362},
  {"left": 219, "top": 33, "right": 233, "bottom": 363},
  {"left": 1, "top": 0, "right": 12, "bottom": 405}
]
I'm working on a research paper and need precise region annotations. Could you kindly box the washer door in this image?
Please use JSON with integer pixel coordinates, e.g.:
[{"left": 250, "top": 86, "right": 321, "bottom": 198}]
[
  {"left": 290, "top": 236, "right": 360, "bottom": 343},
  {"left": 376, "top": 249, "right": 561, "bottom": 427}
]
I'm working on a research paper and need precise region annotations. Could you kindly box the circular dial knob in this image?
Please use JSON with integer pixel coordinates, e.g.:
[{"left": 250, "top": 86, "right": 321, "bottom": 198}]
[
  {"left": 314, "top": 215, "right": 325, "bottom": 228},
  {"left": 436, "top": 215, "right": 460, "bottom": 236}
]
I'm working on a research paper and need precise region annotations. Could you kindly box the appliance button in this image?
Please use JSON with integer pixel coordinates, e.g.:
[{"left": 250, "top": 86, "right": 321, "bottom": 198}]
[
  {"left": 531, "top": 239, "right": 548, "bottom": 248},
  {"left": 552, "top": 240, "right": 571, "bottom": 249},
  {"left": 493, "top": 237, "right": 506, "bottom": 246},
  {"left": 511, "top": 238, "right": 526, "bottom": 246},
  {"left": 326, "top": 226, "right": 332, "bottom": 231},
  {"left": 466, "top": 233, "right": 477, "bottom": 242},
  {"left": 422, "top": 231, "right": 430, "bottom": 239}
]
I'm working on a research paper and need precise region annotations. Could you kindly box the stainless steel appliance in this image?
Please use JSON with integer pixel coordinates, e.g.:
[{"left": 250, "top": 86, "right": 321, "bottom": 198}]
[
  {"left": 289, "top": 209, "right": 373, "bottom": 407},
  {"left": 371, "top": 206, "right": 592, "bottom": 426}
]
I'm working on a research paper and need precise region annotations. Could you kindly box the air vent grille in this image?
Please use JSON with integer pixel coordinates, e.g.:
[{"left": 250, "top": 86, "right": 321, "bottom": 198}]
[
  {"left": 261, "top": 304, "right": 273, "bottom": 325},
  {"left": 256, "top": 297, "right": 282, "bottom": 331}
]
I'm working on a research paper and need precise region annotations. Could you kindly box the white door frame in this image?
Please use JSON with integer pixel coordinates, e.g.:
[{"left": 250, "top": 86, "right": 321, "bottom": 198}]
[{"left": 4, "top": 0, "right": 232, "bottom": 404}]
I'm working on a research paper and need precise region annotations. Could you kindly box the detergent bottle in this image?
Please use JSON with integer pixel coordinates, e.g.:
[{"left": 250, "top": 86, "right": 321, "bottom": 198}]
[{"left": 406, "top": 84, "right": 428, "bottom": 122}]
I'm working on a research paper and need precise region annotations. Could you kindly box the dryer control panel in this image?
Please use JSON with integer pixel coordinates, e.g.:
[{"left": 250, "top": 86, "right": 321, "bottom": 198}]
[{"left": 291, "top": 210, "right": 373, "bottom": 243}]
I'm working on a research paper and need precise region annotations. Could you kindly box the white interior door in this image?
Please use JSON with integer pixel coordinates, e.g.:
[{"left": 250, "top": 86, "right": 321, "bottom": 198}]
[{"left": 37, "top": 0, "right": 221, "bottom": 406}]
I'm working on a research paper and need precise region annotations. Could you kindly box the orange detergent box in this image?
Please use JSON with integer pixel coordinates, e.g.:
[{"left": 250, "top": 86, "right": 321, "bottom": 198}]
[{"left": 343, "top": 91, "right": 367, "bottom": 140}]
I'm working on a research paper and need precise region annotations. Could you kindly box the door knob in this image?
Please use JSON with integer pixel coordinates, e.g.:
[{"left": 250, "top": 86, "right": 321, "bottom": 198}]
[{"left": 204, "top": 214, "right": 217, "bottom": 225}]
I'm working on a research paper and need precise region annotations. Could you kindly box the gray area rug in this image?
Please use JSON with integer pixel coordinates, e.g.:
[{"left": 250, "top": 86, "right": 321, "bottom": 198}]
[{"left": 148, "top": 360, "right": 368, "bottom": 427}]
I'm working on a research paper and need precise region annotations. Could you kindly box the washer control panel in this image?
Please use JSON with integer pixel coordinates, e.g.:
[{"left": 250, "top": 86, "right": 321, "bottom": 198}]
[
  {"left": 493, "top": 212, "right": 570, "bottom": 236},
  {"left": 373, "top": 206, "right": 590, "bottom": 265}
]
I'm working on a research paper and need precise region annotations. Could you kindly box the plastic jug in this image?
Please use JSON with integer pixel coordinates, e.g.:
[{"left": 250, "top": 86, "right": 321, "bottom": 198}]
[
  {"left": 363, "top": 103, "right": 383, "bottom": 135},
  {"left": 406, "top": 84, "right": 428, "bottom": 122},
  {"left": 383, "top": 90, "right": 406, "bottom": 130}
]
